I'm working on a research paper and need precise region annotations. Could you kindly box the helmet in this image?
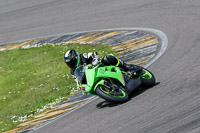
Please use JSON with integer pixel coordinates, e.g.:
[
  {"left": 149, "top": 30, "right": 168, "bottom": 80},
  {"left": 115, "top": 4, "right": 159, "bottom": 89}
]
[{"left": 64, "top": 49, "right": 80, "bottom": 69}]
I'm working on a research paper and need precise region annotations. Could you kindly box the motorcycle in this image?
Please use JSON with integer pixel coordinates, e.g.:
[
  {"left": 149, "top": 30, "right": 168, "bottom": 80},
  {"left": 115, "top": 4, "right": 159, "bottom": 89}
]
[{"left": 74, "top": 62, "right": 155, "bottom": 103}]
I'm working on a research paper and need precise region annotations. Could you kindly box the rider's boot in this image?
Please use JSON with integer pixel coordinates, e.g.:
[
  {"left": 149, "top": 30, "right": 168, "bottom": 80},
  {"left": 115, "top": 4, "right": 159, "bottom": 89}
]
[{"left": 118, "top": 60, "right": 143, "bottom": 74}]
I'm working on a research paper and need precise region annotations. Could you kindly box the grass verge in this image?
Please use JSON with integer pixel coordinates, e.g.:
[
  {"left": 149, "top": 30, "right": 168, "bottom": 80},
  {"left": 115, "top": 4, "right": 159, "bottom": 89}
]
[{"left": 0, "top": 43, "right": 117, "bottom": 132}]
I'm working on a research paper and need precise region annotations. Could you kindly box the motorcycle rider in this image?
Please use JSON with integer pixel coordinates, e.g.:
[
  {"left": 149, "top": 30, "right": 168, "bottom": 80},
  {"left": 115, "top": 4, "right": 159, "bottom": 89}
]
[{"left": 64, "top": 49, "right": 142, "bottom": 75}]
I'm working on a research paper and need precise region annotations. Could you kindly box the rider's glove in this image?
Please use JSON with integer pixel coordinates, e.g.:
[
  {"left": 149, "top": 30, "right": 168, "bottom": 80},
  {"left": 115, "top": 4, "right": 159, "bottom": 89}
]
[{"left": 92, "top": 58, "right": 100, "bottom": 66}]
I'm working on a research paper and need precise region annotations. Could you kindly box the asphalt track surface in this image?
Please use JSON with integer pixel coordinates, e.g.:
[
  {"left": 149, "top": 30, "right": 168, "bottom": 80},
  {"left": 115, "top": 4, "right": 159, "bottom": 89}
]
[{"left": 1, "top": 0, "right": 200, "bottom": 133}]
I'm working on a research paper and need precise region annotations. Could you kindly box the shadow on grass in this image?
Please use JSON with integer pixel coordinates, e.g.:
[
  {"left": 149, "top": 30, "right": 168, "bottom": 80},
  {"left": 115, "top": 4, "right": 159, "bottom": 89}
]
[{"left": 96, "top": 82, "right": 160, "bottom": 109}]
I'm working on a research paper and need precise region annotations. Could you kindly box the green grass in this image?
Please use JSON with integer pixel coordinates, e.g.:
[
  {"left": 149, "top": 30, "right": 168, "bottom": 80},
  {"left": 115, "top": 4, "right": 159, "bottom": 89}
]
[{"left": 0, "top": 43, "right": 117, "bottom": 132}]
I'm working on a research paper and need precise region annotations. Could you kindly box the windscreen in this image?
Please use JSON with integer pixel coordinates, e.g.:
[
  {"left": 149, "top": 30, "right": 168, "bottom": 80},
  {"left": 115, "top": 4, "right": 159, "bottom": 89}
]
[{"left": 74, "top": 65, "right": 85, "bottom": 82}]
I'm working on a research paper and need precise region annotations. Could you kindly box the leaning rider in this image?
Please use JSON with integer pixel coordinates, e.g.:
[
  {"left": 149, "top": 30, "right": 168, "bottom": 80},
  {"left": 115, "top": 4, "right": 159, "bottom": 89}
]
[{"left": 64, "top": 49, "right": 142, "bottom": 75}]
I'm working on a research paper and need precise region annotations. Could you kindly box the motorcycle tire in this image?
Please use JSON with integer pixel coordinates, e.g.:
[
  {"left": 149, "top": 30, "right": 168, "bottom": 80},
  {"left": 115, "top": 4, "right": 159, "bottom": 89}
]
[
  {"left": 96, "top": 85, "right": 129, "bottom": 103},
  {"left": 139, "top": 68, "right": 156, "bottom": 88}
]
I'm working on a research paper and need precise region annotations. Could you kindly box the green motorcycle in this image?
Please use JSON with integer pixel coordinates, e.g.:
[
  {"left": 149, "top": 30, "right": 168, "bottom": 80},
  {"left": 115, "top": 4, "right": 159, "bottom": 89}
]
[{"left": 74, "top": 63, "right": 155, "bottom": 103}]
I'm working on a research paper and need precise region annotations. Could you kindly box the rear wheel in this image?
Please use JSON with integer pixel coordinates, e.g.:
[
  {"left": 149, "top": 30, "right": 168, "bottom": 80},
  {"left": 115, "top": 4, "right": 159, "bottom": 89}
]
[
  {"left": 96, "top": 85, "right": 128, "bottom": 103},
  {"left": 139, "top": 68, "right": 155, "bottom": 88}
]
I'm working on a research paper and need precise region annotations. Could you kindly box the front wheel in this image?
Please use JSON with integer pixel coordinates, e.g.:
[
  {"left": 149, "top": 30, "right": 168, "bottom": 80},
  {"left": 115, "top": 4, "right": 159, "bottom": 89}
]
[
  {"left": 96, "top": 85, "right": 129, "bottom": 103},
  {"left": 139, "top": 68, "right": 156, "bottom": 88}
]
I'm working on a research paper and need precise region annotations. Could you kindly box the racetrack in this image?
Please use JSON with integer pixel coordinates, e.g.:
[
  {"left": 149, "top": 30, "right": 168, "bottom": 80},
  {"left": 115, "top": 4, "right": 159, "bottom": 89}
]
[{"left": 1, "top": 0, "right": 200, "bottom": 133}]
